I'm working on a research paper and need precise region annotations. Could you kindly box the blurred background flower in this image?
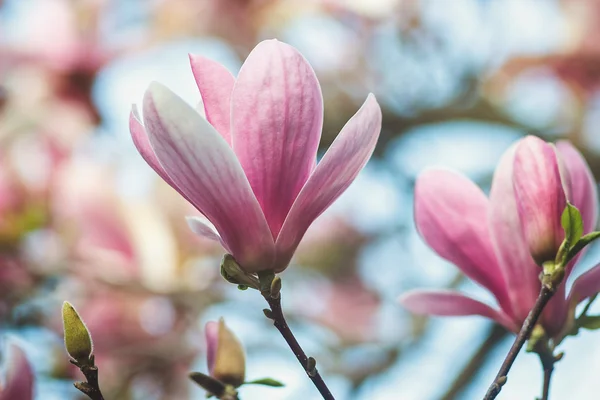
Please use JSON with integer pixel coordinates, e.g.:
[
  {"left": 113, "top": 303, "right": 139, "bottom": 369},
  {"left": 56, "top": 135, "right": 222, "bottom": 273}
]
[{"left": 1, "top": 0, "right": 600, "bottom": 399}]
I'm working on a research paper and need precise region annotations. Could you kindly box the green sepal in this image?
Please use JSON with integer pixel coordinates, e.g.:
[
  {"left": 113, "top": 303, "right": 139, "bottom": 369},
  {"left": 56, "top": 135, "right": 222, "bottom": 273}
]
[
  {"left": 245, "top": 377, "right": 285, "bottom": 387},
  {"left": 561, "top": 203, "right": 584, "bottom": 248},
  {"left": 189, "top": 372, "right": 226, "bottom": 397},
  {"left": 577, "top": 315, "right": 600, "bottom": 331}
]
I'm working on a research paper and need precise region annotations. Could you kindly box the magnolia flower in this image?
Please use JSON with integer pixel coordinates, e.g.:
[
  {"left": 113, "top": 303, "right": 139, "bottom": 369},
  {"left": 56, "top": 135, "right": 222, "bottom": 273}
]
[
  {"left": 400, "top": 136, "right": 600, "bottom": 337},
  {"left": 205, "top": 319, "right": 246, "bottom": 388},
  {"left": 0, "top": 344, "right": 34, "bottom": 400},
  {"left": 130, "top": 39, "right": 382, "bottom": 273}
]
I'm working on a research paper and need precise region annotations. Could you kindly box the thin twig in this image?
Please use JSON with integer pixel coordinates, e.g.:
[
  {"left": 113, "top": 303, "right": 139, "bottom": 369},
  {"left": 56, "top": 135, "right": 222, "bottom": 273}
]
[
  {"left": 71, "top": 356, "right": 105, "bottom": 400},
  {"left": 263, "top": 294, "right": 335, "bottom": 400},
  {"left": 541, "top": 365, "right": 553, "bottom": 400},
  {"left": 482, "top": 285, "right": 555, "bottom": 400}
]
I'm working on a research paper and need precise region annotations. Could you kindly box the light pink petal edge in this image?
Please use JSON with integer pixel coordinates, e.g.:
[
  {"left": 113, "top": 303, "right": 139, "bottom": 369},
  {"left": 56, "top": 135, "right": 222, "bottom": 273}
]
[
  {"left": 399, "top": 289, "right": 518, "bottom": 332},
  {"left": 231, "top": 39, "right": 324, "bottom": 238},
  {"left": 189, "top": 54, "right": 235, "bottom": 145},
  {"left": 142, "top": 82, "right": 275, "bottom": 272},
  {"left": 205, "top": 321, "right": 219, "bottom": 375},
  {"left": 569, "top": 263, "right": 600, "bottom": 304},
  {"left": 274, "top": 94, "right": 381, "bottom": 272}
]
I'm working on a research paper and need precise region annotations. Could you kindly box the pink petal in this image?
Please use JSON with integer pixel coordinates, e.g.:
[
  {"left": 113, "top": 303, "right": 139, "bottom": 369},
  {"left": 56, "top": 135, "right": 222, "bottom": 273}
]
[
  {"left": 513, "top": 136, "right": 567, "bottom": 265},
  {"left": 489, "top": 142, "right": 540, "bottom": 322},
  {"left": 130, "top": 105, "right": 175, "bottom": 187},
  {"left": 414, "top": 169, "right": 512, "bottom": 313},
  {"left": 274, "top": 94, "right": 381, "bottom": 272},
  {"left": 399, "top": 289, "right": 518, "bottom": 332},
  {"left": 556, "top": 141, "right": 598, "bottom": 237},
  {"left": 230, "top": 39, "right": 324, "bottom": 238},
  {"left": 569, "top": 263, "right": 600, "bottom": 304},
  {"left": 186, "top": 216, "right": 230, "bottom": 251},
  {"left": 205, "top": 321, "right": 219, "bottom": 375},
  {"left": 143, "top": 82, "right": 275, "bottom": 272},
  {"left": 189, "top": 55, "right": 235, "bottom": 145},
  {"left": 0, "top": 344, "right": 34, "bottom": 400}
]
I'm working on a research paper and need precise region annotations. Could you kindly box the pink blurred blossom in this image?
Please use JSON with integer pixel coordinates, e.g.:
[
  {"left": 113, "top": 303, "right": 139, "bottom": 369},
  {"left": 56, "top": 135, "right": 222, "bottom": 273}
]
[
  {"left": 0, "top": 344, "right": 34, "bottom": 400},
  {"left": 401, "top": 136, "right": 600, "bottom": 338},
  {"left": 130, "top": 39, "right": 382, "bottom": 273}
]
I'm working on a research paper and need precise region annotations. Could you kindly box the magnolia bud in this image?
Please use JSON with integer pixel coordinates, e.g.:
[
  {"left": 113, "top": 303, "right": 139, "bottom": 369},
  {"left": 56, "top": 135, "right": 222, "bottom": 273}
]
[
  {"left": 206, "top": 318, "right": 246, "bottom": 388},
  {"left": 62, "top": 302, "right": 93, "bottom": 365}
]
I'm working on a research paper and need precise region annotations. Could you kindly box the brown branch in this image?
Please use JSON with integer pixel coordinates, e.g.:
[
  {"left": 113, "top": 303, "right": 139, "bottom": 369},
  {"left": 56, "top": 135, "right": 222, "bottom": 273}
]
[
  {"left": 70, "top": 356, "right": 105, "bottom": 400},
  {"left": 482, "top": 285, "right": 555, "bottom": 400},
  {"left": 263, "top": 294, "right": 335, "bottom": 400}
]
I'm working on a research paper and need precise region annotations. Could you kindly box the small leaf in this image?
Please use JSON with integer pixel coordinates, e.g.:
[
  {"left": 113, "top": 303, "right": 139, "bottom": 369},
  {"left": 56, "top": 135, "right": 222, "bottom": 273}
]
[
  {"left": 567, "top": 231, "right": 600, "bottom": 263},
  {"left": 245, "top": 378, "right": 285, "bottom": 387},
  {"left": 62, "top": 302, "right": 93, "bottom": 364},
  {"left": 189, "top": 372, "right": 226, "bottom": 396},
  {"left": 561, "top": 203, "right": 584, "bottom": 247},
  {"left": 577, "top": 315, "right": 600, "bottom": 331}
]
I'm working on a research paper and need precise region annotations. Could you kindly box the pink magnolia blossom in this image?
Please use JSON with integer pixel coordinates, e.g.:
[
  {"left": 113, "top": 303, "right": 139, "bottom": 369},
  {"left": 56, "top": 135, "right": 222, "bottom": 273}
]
[
  {"left": 400, "top": 136, "right": 599, "bottom": 337},
  {"left": 0, "top": 344, "right": 34, "bottom": 400},
  {"left": 130, "top": 39, "right": 382, "bottom": 273}
]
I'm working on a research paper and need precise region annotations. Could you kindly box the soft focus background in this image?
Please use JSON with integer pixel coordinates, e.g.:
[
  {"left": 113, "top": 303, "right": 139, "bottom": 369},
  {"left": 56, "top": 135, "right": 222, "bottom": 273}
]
[{"left": 1, "top": 0, "right": 600, "bottom": 399}]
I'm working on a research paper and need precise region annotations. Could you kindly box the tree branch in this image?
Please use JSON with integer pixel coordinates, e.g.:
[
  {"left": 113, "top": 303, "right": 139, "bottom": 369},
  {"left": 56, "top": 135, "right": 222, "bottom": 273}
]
[
  {"left": 482, "top": 285, "right": 555, "bottom": 400},
  {"left": 71, "top": 356, "right": 105, "bottom": 400},
  {"left": 263, "top": 294, "right": 335, "bottom": 400}
]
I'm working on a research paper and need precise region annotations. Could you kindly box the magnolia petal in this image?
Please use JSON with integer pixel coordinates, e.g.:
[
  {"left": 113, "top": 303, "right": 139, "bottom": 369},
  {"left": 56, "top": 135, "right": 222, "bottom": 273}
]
[
  {"left": 569, "top": 263, "right": 600, "bottom": 304},
  {"left": 556, "top": 141, "right": 598, "bottom": 236},
  {"left": 231, "top": 39, "right": 324, "bottom": 238},
  {"left": 0, "top": 344, "right": 34, "bottom": 400},
  {"left": 414, "top": 169, "right": 512, "bottom": 313},
  {"left": 189, "top": 55, "right": 235, "bottom": 144},
  {"left": 513, "top": 136, "right": 567, "bottom": 265},
  {"left": 143, "top": 82, "right": 275, "bottom": 272},
  {"left": 399, "top": 289, "right": 518, "bottom": 332},
  {"left": 186, "top": 216, "right": 230, "bottom": 252},
  {"left": 489, "top": 143, "right": 540, "bottom": 321},
  {"left": 274, "top": 94, "right": 381, "bottom": 272},
  {"left": 205, "top": 321, "right": 219, "bottom": 375}
]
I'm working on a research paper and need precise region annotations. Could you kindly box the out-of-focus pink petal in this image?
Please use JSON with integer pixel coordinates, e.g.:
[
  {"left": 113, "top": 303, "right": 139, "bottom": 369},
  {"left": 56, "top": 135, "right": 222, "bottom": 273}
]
[
  {"left": 205, "top": 321, "right": 219, "bottom": 375},
  {"left": 489, "top": 143, "right": 540, "bottom": 322},
  {"left": 189, "top": 55, "right": 235, "bottom": 145},
  {"left": 556, "top": 141, "right": 598, "bottom": 236},
  {"left": 399, "top": 289, "right": 518, "bottom": 332},
  {"left": 513, "top": 136, "right": 567, "bottom": 265},
  {"left": 414, "top": 169, "right": 512, "bottom": 313},
  {"left": 274, "top": 94, "right": 381, "bottom": 272},
  {"left": 231, "top": 39, "right": 324, "bottom": 238},
  {"left": 569, "top": 263, "right": 600, "bottom": 304},
  {"left": 0, "top": 344, "right": 34, "bottom": 400},
  {"left": 142, "top": 82, "right": 274, "bottom": 272},
  {"left": 186, "top": 216, "right": 230, "bottom": 252}
]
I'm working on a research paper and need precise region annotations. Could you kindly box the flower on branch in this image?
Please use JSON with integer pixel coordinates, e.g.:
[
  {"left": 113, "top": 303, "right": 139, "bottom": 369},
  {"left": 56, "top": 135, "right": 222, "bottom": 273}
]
[
  {"left": 129, "top": 39, "right": 382, "bottom": 273},
  {"left": 400, "top": 135, "right": 600, "bottom": 339}
]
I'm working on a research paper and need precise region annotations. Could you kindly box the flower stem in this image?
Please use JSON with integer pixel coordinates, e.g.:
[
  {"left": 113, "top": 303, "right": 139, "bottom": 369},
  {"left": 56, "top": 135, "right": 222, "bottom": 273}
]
[
  {"left": 71, "top": 356, "right": 105, "bottom": 400},
  {"left": 263, "top": 293, "right": 335, "bottom": 400},
  {"left": 482, "top": 285, "right": 555, "bottom": 400}
]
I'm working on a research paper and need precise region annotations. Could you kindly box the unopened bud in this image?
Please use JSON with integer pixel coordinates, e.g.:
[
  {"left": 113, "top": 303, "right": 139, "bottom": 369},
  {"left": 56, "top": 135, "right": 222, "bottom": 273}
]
[
  {"left": 62, "top": 302, "right": 93, "bottom": 365},
  {"left": 206, "top": 318, "right": 246, "bottom": 388}
]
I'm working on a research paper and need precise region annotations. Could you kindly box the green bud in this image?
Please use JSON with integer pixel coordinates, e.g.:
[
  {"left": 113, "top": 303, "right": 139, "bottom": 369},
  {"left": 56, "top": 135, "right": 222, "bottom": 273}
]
[
  {"left": 270, "top": 276, "right": 282, "bottom": 299},
  {"left": 62, "top": 302, "right": 93, "bottom": 365},
  {"left": 221, "top": 255, "right": 260, "bottom": 290},
  {"left": 307, "top": 357, "right": 317, "bottom": 377}
]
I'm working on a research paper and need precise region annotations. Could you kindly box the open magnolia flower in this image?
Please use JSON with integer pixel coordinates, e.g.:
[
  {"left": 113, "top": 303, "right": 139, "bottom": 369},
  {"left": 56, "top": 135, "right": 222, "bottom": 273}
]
[
  {"left": 0, "top": 344, "right": 34, "bottom": 400},
  {"left": 400, "top": 136, "right": 600, "bottom": 337},
  {"left": 130, "top": 39, "right": 382, "bottom": 273}
]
